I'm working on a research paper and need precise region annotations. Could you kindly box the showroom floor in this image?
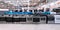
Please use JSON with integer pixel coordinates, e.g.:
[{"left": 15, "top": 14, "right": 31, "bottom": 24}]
[
  {"left": 0, "top": 24, "right": 60, "bottom": 30},
  {"left": 0, "top": 21, "right": 59, "bottom": 30}
]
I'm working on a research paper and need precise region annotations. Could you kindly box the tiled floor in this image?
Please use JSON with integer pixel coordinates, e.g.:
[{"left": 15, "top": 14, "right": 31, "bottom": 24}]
[{"left": 0, "top": 24, "right": 60, "bottom": 30}]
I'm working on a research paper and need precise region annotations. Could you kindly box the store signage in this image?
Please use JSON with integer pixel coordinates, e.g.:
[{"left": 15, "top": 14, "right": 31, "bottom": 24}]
[{"left": 54, "top": 15, "right": 60, "bottom": 23}]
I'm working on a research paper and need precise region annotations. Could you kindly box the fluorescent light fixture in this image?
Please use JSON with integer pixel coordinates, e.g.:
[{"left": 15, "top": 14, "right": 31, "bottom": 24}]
[{"left": 0, "top": 9, "right": 9, "bottom": 11}]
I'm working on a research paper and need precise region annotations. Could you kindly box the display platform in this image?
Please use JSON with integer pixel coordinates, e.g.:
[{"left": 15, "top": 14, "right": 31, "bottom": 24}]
[{"left": 0, "top": 15, "right": 47, "bottom": 24}]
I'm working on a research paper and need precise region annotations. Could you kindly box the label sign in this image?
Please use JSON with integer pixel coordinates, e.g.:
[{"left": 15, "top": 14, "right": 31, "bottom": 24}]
[{"left": 54, "top": 15, "right": 60, "bottom": 23}]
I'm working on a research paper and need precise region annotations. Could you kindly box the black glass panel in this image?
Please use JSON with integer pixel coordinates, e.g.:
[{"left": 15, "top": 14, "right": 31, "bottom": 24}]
[
  {"left": 20, "top": 18, "right": 26, "bottom": 22},
  {"left": 33, "top": 18, "right": 40, "bottom": 22},
  {"left": 0, "top": 17, "right": 5, "bottom": 21},
  {"left": 5, "top": 17, "right": 12, "bottom": 22},
  {"left": 12, "top": 18, "right": 20, "bottom": 22}
]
